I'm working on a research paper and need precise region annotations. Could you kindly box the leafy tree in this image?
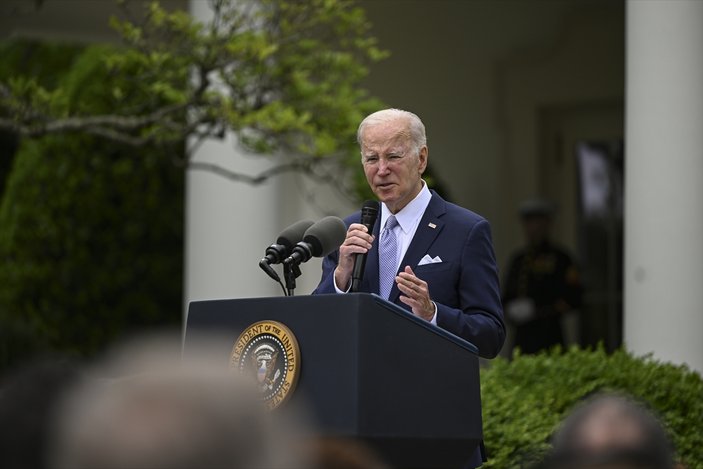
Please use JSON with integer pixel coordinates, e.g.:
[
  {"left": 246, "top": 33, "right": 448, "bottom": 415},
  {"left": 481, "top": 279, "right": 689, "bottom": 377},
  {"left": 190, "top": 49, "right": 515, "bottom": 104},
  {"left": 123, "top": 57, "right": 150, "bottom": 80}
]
[
  {"left": 0, "top": 0, "right": 388, "bottom": 369},
  {"left": 0, "top": 39, "right": 82, "bottom": 198},
  {"left": 1, "top": 0, "right": 388, "bottom": 199}
]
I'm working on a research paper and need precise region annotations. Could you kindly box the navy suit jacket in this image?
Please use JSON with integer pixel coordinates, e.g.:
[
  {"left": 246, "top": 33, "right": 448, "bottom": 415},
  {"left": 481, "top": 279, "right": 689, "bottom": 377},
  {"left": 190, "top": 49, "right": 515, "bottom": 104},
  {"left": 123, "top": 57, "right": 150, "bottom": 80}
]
[{"left": 313, "top": 191, "right": 505, "bottom": 359}]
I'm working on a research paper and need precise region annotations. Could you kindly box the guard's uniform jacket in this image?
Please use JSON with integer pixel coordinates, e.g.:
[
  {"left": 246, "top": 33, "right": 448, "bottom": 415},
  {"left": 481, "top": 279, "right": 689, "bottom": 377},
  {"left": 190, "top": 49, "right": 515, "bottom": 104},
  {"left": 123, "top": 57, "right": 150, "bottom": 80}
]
[{"left": 503, "top": 241, "right": 582, "bottom": 354}]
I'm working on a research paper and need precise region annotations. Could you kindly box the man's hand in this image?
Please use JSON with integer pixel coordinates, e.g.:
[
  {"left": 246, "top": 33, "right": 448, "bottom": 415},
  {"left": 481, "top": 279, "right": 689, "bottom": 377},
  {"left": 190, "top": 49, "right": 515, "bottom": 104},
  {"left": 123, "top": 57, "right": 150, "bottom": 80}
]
[
  {"left": 334, "top": 223, "right": 374, "bottom": 291},
  {"left": 396, "top": 266, "right": 435, "bottom": 321}
]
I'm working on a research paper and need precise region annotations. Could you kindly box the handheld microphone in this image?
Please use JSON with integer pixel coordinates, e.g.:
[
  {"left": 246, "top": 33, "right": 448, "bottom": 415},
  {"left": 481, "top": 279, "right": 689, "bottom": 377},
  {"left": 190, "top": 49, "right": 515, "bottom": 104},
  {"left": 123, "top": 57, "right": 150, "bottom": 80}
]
[
  {"left": 259, "top": 219, "right": 314, "bottom": 281},
  {"left": 284, "top": 216, "right": 347, "bottom": 266},
  {"left": 351, "top": 200, "right": 379, "bottom": 292}
]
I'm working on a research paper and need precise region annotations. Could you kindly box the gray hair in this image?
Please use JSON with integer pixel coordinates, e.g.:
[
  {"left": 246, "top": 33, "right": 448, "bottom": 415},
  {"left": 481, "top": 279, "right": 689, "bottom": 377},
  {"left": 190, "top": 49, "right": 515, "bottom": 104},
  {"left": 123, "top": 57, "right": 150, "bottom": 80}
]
[
  {"left": 546, "top": 393, "right": 675, "bottom": 469},
  {"left": 357, "top": 108, "right": 427, "bottom": 156},
  {"left": 49, "top": 332, "right": 312, "bottom": 469}
]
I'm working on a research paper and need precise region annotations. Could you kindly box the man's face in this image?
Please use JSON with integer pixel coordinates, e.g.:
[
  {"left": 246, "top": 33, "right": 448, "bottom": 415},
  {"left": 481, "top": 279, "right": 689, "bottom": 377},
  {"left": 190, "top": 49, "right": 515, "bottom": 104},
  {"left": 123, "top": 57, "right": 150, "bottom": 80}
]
[
  {"left": 360, "top": 118, "right": 427, "bottom": 214},
  {"left": 522, "top": 214, "right": 551, "bottom": 245}
]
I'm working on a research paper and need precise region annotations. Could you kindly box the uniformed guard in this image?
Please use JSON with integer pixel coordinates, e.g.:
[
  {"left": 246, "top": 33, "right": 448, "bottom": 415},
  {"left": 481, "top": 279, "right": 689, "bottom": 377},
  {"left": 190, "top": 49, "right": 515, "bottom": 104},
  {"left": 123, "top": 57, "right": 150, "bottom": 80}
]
[{"left": 503, "top": 198, "right": 583, "bottom": 354}]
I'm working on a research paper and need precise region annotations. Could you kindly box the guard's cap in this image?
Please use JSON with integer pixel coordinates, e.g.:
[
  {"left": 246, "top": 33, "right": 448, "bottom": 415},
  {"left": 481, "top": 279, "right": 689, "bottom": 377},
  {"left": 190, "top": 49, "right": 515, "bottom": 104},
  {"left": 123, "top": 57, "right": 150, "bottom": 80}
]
[{"left": 518, "top": 197, "right": 555, "bottom": 218}]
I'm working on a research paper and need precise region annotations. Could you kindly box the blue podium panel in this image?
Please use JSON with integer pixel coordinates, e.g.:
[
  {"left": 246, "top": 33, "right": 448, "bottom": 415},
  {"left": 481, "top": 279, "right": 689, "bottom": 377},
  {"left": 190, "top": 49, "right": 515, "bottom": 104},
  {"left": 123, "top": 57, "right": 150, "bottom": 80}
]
[{"left": 185, "top": 293, "right": 482, "bottom": 469}]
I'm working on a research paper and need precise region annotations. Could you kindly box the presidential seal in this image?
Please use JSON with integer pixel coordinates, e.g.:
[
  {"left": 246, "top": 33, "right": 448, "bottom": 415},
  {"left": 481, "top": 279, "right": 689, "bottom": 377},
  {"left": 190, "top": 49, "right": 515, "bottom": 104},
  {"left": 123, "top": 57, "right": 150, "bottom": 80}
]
[{"left": 230, "top": 320, "right": 300, "bottom": 410}]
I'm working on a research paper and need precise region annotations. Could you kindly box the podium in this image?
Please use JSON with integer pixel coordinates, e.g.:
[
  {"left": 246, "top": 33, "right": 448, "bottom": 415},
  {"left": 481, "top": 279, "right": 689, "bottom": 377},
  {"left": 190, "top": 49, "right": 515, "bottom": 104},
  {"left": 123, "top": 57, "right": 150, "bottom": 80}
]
[{"left": 185, "top": 293, "right": 483, "bottom": 469}]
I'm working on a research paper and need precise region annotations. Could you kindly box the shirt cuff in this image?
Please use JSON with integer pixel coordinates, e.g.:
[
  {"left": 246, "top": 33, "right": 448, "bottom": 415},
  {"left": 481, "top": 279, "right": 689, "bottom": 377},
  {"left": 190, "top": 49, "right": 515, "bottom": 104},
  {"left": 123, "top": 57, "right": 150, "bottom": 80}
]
[
  {"left": 333, "top": 272, "right": 351, "bottom": 294},
  {"left": 429, "top": 301, "right": 438, "bottom": 325}
]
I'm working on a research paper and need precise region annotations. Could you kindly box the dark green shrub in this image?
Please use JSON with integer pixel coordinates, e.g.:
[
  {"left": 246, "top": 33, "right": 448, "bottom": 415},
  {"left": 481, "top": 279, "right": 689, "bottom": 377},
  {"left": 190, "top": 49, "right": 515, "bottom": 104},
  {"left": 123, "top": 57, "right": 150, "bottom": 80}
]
[
  {"left": 0, "top": 134, "right": 183, "bottom": 364},
  {"left": 480, "top": 346, "right": 703, "bottom": 468},
  {"left": 0, "top": 42, "right": 183, "bottom": 370}
]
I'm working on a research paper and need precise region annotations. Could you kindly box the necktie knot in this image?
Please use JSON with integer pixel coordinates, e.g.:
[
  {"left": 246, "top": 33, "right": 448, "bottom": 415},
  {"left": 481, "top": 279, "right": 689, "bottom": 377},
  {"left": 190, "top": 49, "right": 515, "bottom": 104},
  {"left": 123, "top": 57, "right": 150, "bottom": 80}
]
[{"left": 384, "top": 215, "right": 399, "bottom": 231}]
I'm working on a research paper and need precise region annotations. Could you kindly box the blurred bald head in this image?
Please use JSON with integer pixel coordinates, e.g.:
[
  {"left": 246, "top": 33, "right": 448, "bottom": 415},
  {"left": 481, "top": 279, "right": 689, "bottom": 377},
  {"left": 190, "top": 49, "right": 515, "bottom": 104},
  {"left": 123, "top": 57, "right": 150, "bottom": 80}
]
[{"left": 547, "top": 393, "right": 675, "bottom": 469}]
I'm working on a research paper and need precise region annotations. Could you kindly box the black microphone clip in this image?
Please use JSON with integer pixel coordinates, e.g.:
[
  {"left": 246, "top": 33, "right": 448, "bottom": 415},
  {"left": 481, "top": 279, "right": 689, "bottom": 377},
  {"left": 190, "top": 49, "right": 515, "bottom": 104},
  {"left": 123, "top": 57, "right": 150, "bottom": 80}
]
[{"left": 259, "top": 220, "right": 314, "bottom": 283}]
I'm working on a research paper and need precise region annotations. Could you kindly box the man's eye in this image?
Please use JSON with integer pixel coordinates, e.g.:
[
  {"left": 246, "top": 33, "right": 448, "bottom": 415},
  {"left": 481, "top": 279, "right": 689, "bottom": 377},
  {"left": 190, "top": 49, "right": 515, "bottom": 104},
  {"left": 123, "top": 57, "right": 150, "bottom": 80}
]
[
  {"left": 365, "top": 156, "right": 378, "bottom": 163},
  {"left": 388, "top": 154, "right": 402, "bottom": 160}
]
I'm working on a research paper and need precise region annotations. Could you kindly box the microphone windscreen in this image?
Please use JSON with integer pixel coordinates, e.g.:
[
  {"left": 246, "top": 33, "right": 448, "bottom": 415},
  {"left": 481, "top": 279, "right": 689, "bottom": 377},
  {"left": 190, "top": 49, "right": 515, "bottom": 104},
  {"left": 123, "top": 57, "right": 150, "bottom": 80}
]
[
  {"left": 303, "top": 216, "right": 347, "bottom": 257},
  {"left": 360, "top": 200, "right": 379, "bottom": 227},
  {"left": 276, "top": 220, "right": 315, "bottom": 249}
]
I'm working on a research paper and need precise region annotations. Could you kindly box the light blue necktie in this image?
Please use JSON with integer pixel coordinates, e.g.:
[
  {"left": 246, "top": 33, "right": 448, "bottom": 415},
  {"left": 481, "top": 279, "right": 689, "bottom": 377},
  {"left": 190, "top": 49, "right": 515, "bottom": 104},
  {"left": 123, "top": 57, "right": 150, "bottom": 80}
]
[{"left": 379, "top": 215, "right": 399, "bottom": 299}]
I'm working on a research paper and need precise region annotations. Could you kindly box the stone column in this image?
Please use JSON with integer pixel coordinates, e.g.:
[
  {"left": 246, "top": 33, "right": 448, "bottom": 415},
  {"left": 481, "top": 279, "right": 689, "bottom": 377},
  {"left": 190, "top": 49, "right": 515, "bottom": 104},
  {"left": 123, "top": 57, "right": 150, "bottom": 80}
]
[
  {"left": 184, "top": 134, "right": 283, "bottom": 306},
  {"left": 184, "top": 1, "right": 282, "bottom": 315},
  {"left": 625, "top": 0, "right": 703, "bottom": 373}
]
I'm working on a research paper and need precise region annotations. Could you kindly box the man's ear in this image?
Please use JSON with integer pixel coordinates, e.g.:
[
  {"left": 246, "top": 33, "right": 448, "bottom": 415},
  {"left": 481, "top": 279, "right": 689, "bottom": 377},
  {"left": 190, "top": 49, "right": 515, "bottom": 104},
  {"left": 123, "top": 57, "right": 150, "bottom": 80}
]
[{"left": 418, "top": 146, "right": 429, "bottom": 174}]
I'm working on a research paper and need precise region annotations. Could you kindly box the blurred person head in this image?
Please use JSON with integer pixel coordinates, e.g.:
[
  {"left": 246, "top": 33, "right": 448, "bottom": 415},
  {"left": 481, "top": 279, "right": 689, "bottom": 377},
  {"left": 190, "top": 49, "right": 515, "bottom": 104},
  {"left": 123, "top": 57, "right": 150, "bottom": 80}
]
[
  {"left": 49, "top": 331, "right": 312, "bottom": 469},
  {"left": 518, "top": 197, "right": 555, "bottom": 246},
  {"left": 545, "top": 393, "right": 676, "bottom": 469},
  {"left": 0, "top": 357, "right": 81, "bottom": 469}
]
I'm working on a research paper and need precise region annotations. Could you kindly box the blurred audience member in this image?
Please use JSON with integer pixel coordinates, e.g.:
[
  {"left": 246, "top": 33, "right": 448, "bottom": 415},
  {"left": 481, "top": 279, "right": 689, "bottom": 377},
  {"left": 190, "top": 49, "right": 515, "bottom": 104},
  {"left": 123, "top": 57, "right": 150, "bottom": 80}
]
[
  {"left": 0, "top": 357, "right": 81, "bottom": 469},
  {"left": 503, "top": 198, "right": 582, "bottom": 354},
  {"left": 544, "top": 393, "right": 676, "bottom": 469},
  {"left": 48, "top": 332, "right": 312, "bottom": 469}
]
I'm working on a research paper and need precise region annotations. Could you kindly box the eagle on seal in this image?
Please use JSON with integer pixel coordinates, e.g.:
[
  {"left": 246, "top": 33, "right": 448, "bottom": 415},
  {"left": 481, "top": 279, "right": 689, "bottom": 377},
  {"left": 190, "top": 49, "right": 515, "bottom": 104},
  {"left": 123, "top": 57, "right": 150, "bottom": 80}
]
[{"left": 252, "top": 348, "right": 279, "bottom": 390}]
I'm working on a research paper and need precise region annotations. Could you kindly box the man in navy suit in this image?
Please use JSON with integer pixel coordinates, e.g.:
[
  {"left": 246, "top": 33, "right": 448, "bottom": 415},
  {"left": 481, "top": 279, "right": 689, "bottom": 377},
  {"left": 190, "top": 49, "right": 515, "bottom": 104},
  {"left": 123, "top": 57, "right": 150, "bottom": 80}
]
[{"left": 313, "top": 108, "right": 505, "bottom": 360}]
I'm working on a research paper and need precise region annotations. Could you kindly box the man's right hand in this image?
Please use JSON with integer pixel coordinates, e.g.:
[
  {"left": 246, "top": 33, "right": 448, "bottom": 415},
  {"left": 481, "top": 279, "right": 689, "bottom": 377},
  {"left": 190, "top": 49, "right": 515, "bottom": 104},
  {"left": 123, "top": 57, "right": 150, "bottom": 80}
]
[{"left": 334, "top": 223, "right": 375, "bottom": 291}]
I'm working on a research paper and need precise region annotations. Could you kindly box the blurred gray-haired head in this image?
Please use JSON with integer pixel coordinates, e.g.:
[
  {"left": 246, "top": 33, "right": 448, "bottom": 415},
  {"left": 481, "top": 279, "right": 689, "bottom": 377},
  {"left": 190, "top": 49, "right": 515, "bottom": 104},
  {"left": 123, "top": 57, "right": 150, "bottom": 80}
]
[
  {"left": 546, "top": 392, "right": 675, "bottom": 469},
  {"left": 49, "top": 331, "right": 312, "bottom": 469}
]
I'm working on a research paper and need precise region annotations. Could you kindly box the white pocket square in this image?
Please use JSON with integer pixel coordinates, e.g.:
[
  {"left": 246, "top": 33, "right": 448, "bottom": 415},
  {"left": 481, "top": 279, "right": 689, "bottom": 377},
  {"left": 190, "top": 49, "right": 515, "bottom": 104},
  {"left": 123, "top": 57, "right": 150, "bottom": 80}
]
[{"left": 418, "top": 254, "right": 443, "bottom": 266}]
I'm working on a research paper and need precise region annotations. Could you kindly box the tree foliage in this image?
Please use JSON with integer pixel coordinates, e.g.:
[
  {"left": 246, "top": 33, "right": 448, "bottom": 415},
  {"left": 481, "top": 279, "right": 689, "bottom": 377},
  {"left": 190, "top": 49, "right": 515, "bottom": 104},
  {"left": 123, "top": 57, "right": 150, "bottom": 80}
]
[
  {"left": 0, "top": 0, "right": 390, "bottom": 369},
  {"left": 0, "top": 0, "right": 389, "bottom": 370},
  {"left": 0, "top": 0, "right": 388, "bottom": 199},
  {"left": 0, "top": 39, "right": 82, "bottom": 196}
]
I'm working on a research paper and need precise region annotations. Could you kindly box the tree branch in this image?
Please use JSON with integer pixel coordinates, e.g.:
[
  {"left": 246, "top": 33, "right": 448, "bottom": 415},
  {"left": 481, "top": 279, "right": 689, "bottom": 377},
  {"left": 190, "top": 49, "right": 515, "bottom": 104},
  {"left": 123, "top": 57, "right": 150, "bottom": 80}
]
[
  {"left": 0, "top": 0, "right": 385, "bottom": 205},
  {"left": 186, "top": 160, "right": 313, "bottom": 184}
]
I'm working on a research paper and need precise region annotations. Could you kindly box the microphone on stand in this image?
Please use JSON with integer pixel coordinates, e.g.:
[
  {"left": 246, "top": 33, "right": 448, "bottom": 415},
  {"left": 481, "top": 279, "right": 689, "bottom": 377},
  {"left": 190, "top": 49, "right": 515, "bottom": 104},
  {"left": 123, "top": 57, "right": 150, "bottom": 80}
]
[
  {"left": 351, "top": 200, "right": 379, "bottom": 292},
  {"left": 259, "top": 219, "right": 314, "bottom": 281},
  {"left": 283, "top": 216, "right": 347, "bottom": 266}
]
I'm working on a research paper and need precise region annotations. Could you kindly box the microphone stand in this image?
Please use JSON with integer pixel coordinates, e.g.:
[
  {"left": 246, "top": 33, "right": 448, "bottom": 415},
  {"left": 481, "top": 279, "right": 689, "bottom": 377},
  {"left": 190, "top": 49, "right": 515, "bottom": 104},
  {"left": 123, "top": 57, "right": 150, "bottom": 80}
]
[{"left": 283, "top": 262, "right": 301, "bottom": 296}]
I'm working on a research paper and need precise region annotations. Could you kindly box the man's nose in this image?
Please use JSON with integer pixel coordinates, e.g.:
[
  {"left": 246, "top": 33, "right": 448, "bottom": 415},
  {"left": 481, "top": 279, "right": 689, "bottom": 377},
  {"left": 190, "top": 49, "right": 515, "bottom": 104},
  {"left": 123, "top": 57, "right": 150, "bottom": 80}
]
[{"left": 378, "top": 159, "right": 392, "bottom": 173}]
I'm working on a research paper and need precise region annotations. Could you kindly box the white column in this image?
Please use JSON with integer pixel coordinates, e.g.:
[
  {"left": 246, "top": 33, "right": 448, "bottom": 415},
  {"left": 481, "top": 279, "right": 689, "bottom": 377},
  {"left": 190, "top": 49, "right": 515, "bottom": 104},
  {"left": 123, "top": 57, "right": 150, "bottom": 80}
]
[
  {"left": 185, "top": 1, "right": 282, "bottom": 313},
  {"left": 625, "top": 0, "right": 703, "bottom": 373},
  {"left": 185, "top": 134, "right": 283, "bottom": 304}
]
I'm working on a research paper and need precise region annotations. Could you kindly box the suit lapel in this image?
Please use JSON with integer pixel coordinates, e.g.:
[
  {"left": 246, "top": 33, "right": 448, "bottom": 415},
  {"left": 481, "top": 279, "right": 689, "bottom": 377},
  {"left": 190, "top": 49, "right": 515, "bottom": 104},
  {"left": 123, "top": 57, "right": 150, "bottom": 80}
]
[{"left": 388, "top": 192, "right": 447, "bottom": 303}]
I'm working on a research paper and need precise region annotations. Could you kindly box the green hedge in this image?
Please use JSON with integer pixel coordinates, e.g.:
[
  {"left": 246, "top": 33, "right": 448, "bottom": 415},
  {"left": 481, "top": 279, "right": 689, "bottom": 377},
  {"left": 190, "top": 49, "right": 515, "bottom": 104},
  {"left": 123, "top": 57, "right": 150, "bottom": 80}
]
[
  {"left": 480, "top": 346, "right": 703, "bottom": 468},
  {"left": 0, "top": 41, "right": 184, "bottom": 370}
]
